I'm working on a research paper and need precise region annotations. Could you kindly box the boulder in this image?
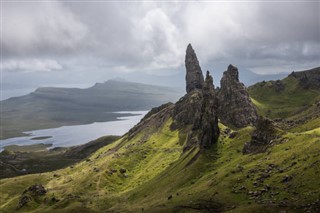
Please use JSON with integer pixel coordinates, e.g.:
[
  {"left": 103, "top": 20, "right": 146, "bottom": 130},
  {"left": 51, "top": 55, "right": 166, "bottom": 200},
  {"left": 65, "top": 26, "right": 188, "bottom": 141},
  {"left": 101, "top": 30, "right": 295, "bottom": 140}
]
[
  {"left": 25, "top": 184, "right": 47, "bottom": 196},
  {"left": 18, "top": 184, "right": 47, "bottom": 209}
]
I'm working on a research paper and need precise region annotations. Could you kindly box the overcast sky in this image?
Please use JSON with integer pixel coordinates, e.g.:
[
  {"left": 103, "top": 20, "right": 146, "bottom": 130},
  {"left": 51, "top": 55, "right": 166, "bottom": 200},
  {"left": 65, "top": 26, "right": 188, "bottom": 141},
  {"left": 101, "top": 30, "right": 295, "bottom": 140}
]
[{"left": 1, "top": 1, "right": 319, "bottom": 98}]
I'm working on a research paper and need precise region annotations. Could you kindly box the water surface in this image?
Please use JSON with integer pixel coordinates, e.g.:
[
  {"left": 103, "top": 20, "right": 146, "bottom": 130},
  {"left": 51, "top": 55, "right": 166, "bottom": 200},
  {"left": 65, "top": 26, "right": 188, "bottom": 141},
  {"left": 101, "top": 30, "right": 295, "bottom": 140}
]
[{"left": 0, "top": 111, "right": 148, "bottom": 151}]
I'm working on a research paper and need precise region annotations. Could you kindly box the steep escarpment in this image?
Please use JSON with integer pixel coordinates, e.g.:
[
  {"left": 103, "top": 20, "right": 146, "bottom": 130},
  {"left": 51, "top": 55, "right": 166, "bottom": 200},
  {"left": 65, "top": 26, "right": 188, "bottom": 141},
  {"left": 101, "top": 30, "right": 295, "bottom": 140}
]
[{"left": 217, "top": 64, "right": 258, "bottom": 128}]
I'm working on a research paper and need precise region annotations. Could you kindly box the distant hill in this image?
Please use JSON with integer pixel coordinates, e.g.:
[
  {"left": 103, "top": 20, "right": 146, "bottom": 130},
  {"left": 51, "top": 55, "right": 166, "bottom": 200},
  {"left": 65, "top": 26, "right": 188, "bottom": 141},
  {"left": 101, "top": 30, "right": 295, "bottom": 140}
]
[
  {"left": 0, "top": 80, "right": 183, "bottom": 139},
  {"left": 248, "top": 67, "right": 320, "bottom": 120}
]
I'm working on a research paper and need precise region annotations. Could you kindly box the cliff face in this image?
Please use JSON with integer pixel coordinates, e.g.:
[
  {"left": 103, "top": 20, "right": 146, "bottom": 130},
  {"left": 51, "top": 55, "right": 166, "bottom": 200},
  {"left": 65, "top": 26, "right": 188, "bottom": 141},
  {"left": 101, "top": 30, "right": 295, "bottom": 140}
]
[{"left": 217, "top": 64, "right": 258, "bottom": 128}]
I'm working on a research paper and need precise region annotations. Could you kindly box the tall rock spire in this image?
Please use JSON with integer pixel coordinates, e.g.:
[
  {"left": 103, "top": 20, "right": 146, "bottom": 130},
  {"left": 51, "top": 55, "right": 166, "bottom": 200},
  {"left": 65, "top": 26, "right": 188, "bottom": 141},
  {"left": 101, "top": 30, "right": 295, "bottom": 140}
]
[
  {"left": 197, "top": 71, "right": 219, "bottom": 149},
  {"left": 185, "top": 44, "right": 204, "bottom": 93}
]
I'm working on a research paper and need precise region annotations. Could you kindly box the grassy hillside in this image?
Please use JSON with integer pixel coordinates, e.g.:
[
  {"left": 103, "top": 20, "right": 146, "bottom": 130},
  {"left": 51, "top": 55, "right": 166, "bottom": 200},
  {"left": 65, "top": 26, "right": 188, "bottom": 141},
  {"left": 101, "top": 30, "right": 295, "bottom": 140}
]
[
  {"left": 0, "top": 136, "right": 120, "bottom": 179},
  {"left": 1, "top": 112, "right": 319, "bottom": 212},
  {"left": 248, "top": 69, "right": 320, "bottom": 143},
  {"left": 248, "top": 75, "right": 320, "bottom": 119},
  {"left": 0, "top": 80, "right": 183, "bottom": 139}
]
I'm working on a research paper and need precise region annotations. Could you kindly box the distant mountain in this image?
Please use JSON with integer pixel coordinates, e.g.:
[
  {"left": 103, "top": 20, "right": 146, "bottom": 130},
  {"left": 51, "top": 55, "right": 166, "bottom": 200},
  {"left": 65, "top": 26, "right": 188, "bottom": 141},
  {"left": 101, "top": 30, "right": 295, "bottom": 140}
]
[
  {"left": 0, "top": 80, "right": 184, "bottom": 139},
  {"left": 241, "top": 71, "right": 288, "bottom": 86},
  {"left": 108, "top": 77, "right": 128, "bottom": 82}
]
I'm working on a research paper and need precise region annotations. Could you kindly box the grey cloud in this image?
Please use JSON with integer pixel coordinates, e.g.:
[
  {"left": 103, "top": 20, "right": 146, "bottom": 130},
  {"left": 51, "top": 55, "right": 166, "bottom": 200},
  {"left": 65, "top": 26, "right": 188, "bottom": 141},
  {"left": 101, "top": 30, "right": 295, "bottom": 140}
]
[
  {"left": 2, "top": 1, "right": 88, "bottom": 59},
  {"left": 2, "top": 1, "right": 319, "bottom": 86},
  {"left": 3, "top": 59, "right": 62, "bottom": 72}
]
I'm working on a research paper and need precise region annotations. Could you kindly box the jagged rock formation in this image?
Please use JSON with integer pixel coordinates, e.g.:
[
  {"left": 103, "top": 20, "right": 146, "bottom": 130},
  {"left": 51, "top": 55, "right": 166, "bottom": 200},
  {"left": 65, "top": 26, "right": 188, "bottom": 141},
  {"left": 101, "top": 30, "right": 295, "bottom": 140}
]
[
  {"left": 172, "top": 44, "right": 220, "bottom": 150},
  {"left": 171, "top": 91, "right": 202, "bottom": 129},
  {"left": 131, "top": 45, "right": 259, "bottom": 151},
  {"left": 243, "top": 116, "right": 277, "bottom": 154},
  {"left": 289, "top": 67, "right": 320, "bottom": 89},
  {"left": 18, "top": 184, "right": 47, "bottom": 209},
  {"left": 256, "top": 80, "right": 285, "bottom": 93},
  {"left": 185, "top": 44, "right": 204, "bottom": 93},
  {"left": 173, "top": 71, "right": 219, "bottom": 150},
  {"left": 193, "top": 71, "right": 220, "bottom": 149},
  {"left": 217, "top": 64, "right": 257, "bottom": 128}
]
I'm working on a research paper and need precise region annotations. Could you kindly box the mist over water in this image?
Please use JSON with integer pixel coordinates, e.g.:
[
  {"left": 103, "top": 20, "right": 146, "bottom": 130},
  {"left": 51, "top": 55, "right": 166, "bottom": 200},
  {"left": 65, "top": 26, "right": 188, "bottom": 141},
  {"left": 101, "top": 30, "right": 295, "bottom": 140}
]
[{"left": 0, "top": 111, "right": 148, "bottom": 151}]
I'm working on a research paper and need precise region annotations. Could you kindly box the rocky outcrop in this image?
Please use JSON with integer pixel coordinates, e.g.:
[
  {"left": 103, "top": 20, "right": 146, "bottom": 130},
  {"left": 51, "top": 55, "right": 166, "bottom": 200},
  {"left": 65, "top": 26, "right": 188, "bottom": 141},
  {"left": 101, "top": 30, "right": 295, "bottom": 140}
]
[
  {"left": 185, "top": 44, "right": 204, "bottom": 93},
  {"left": 289, "top": 67, "right": 320, "bottom": 89},
  {"left": 173, "top": 63, "right": 219, "bottom": 150},
  {"left": 272, "top": 80, "right": 285, "bottom": 92},
  {"left": 243, "top": 116, "right": 277, "bottom": 154},
  {"left": 132, "top": 45, "right": 262, "bottom": 151},
  {"left": 18, "top": 184, "right": 47, "bottom": 209},
  {"left": 171, "top": 91, "right": 203, "bottom": 129},
  {"left": 217, "top": 64, "right": 257, "bottom": 128},
  {"left": 193, "top": 71, "right": 220, "bottom": 149},
  {"left": 254, "top": 80, "right": 285, "bottom": 93}
]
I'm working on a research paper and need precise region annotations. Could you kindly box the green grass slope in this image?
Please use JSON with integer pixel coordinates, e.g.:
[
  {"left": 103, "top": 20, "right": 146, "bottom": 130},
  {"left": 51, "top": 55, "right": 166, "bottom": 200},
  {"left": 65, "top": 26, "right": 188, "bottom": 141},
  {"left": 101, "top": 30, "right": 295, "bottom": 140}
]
[
  {"left": 1, "top": 112, "right": 319, "bottom": 212},
  {"left": 248, "top": 75, "right": 320, "bottom": 120}
]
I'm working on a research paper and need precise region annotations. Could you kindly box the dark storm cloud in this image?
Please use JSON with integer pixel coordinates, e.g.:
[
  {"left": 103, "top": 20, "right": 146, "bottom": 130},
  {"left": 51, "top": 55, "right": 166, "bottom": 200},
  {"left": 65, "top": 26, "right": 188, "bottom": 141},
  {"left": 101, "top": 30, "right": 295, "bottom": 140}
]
[{"left": 2, "top": 1, "right": 319, "bottom": 77}]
